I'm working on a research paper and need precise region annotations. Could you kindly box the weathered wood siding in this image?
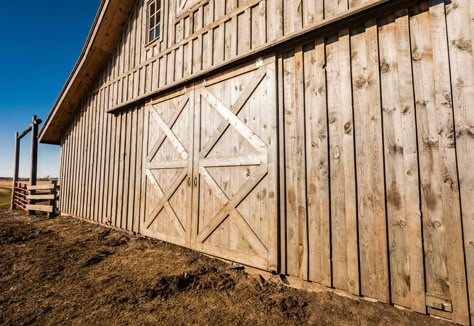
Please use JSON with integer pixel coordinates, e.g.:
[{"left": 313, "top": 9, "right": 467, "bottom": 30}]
[
  {"left": 279, "top": 2, "right": 474, "bottom": 324},
  {"left": 58, "top": 0, "right": 474, "bottom": 324},
  {"left": 60, "top": 97, "right": 145, "bottom": 234},
  {"left": 89, "top": 0, "right": 401, "bottom": 113}
]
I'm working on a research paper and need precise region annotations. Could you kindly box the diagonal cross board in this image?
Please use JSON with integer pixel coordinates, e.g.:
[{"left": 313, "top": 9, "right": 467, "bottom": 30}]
[
  {"left": 199, "top": 69, "right": 267, "bottom": 159},
  {"left": 199, "top": 166, "right": 268, "bottom": 256},
  {"left": 145, "top": 170, "right": 186, "bottom": 235},
  {"left": 147, "top": 96, "right": 189, "bottom": 163}
]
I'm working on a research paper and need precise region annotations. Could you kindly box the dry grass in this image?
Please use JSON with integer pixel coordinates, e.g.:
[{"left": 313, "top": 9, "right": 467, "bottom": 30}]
[
  {"left": 0, "top": 187, "right": 11, "bottom": 210},
  {"left": 0, "top": 180, "right": 53, "bottom": 188},
  {"left": 0, "top": 180, "right": 12, "bottom": 188}
]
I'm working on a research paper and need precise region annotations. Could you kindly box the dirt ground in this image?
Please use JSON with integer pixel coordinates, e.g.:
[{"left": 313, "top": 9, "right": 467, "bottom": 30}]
[{"left": 0, "top": 210, "right": 452, "bottom": 325}]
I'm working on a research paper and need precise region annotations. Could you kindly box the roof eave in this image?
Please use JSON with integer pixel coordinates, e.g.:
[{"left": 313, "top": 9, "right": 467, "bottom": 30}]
[{"left": 39, "top": 0, "right": 136, "bottom": 145}]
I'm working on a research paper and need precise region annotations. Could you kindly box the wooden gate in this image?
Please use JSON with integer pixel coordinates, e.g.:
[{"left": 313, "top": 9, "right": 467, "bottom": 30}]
[
  {"left": 142, "top": 89, "right": 194, "bottom": 247},
  {"left": 143, "top": 57, "right": 278, "bottom": 271}
]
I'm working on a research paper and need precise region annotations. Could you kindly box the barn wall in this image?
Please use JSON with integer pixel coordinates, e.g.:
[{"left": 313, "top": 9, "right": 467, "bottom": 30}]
[
  {"left": 60, "top": 94, "right": 145, "bottom": 234},
  {"left": 91, "top": 0, "right": 399, "bottom": 113},
  {"left": 279, "top": 2, "right": 474, "bottom": 324},
  {"left": 58, "top": 0, "right": 474, "bottom": 324}
]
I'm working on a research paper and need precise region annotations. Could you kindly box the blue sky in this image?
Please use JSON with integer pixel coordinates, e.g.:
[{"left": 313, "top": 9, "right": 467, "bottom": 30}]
[{"left": 0, "top": 1, "right": 100, "bottom": 178}]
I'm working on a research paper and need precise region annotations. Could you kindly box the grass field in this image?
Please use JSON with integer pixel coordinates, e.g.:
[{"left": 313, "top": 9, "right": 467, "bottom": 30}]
[
  {"left": 0, "top": 180, "right": 12, "bottom": 209},
  {"left": 0, "top": 180, "right": 12, "bottom": 188},
  {"left": 0, "top": 186, "right": 11, "bottom": 210}
]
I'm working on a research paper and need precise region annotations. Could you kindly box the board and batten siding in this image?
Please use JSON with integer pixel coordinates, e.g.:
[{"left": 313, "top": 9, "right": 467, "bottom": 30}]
[
  {"left": 58, "top": 0, "right": 474, "bottom": 324},
  {"left": 279, "top": 2, "right": 474, "bottom": 324},
  {"left": 89, "top": 0, "right": 406, "bottom": 113},
  {"left": 60, "top": 97, "right": 145, "bottom": 234}
]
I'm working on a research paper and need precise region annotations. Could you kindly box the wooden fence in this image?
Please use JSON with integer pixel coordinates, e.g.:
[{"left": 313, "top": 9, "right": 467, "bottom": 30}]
[
  {"left": 12, "top": 182, "right": 28, "bottom": 211},
  {"left": 11, "top": 182, "right": 60, "bottom": 217}
]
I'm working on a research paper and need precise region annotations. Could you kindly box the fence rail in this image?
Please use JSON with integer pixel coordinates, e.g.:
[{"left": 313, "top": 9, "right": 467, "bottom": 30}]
[
  {"left": 11, "top": 181, "right": 60, "bottom": 217},
  {"left": 12, "top": 182, "right": 28, "bottom": 211}
]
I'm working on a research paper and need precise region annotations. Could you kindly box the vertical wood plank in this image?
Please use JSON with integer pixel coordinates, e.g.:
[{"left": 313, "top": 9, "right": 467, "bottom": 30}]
[
  {"left": 277, "top": 54, "right": 287, "bottom": 275},
  {"left": 303, "top": 40, "right": 331, "bottom": 287},
  {"left": 303, "top": 0, "right": 323, "bottom": 27},
  {"left": 378, "top": 11, "right": 425, "bottom": 313},
  {"left": 135, "top": 107, "right": 144, "bottom": 233},
  {"left": 112, "top": 114, "right": 122, "bottom": 227},
  {"left": 351, "top": 21, "right": 389, "bottom": 303},
  {"left": 327, "top": 30, "right": 359, "bottom": 295},
  {"left": 283, "top": 48, "right": 308, "bottom": 280},
  {"left": 445, "top": 0, "right": 474, "bottom": 321}
]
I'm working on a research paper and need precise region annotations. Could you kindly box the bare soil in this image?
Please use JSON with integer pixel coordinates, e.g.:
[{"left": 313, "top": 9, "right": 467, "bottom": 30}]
[{"left": 0, "top": 210, "right": 452, "bottom": 325}]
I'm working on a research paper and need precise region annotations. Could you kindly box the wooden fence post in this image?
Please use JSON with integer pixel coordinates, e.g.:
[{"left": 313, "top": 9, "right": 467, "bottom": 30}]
[
  {"left": 30, "top": 115, "right": 39, "bottom": 187},
  {"left": 10, "top": 132, "right": 20, "bottom": 210},
  {"left": 28, "top": 115, "right": 41, "bottom": 215},
  {"left": 49, "top": 180, "right": 57, "bottom": 218}
]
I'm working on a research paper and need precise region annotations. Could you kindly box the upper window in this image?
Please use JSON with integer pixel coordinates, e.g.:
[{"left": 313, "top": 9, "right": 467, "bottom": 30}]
[{"left": 147, "top": 0, "right": 161, "bottom": 43}]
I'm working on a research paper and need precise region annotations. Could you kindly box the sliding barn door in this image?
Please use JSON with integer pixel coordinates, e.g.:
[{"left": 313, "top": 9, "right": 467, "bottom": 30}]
[
  {"left": 142, "top": 89, "right": 194, "bottom": 247},
  {"left": 192, "top": 58, "right": 278, "bottom": 271}
]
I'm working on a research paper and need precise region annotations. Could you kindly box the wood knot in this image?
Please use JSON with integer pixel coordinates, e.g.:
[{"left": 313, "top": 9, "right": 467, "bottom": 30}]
[
  {"left": 391, "top": 143, "right": 404, "bottom": 155},
  {"left": 381, "top": 61, "right": 390, "bottom": 73},
  {"left": 416, "top": 100, "right": 428, "bottom": 108},
  {"left": 344, "top": 122, "right": 352, "bottom": 134},
  {"left": 355, "top": 76, "right": 367, "bottom": 88},
  {"left": 333, "top": 146, "right": 341, "bottom": 160},
  {"left": 451, "top": 39, "right": 473, "bottom": 53},
  {"left": 412, "top": 51, "right": 422, "bottom": 61},
  {"left": 402, "top": 106, "right": 411, "bottom": 114}
]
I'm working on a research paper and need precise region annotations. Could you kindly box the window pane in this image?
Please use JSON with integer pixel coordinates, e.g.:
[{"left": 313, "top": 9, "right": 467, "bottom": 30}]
[
  {"left": 149, "top": 30, "right": 154, "bottom": 42},
  {"left": 149, "top": 15, "right": 155, "bottom": 28},
  {"left": 155, "top": 24, "right": 160, "bottom": 38},
  {"left": 150, "top": 1, "right": 155, "bottom": 14},
  {"left": 157, "top": 0, "right": 161, "bottom": 10}
]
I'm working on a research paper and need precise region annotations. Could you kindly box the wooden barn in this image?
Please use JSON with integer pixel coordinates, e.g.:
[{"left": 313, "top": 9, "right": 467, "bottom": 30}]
[{"left": 39, "top": 0, "right": 474, "bottom": 323}]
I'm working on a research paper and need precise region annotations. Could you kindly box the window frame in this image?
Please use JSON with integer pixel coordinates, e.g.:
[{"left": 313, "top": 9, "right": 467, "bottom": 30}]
[{"left": 146, "top": 0, "right": 163, "bottom": 46}]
